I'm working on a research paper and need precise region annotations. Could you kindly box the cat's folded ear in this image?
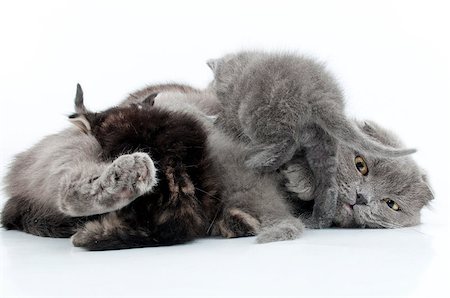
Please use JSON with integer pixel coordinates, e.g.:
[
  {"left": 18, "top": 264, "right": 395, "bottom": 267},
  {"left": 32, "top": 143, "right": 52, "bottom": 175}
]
[
  {"left": 68, "top": 113, "right": 91, "bottom": 134},
  {"left": 420, "top": 173, "right": 435, "bottom": 203},
  {"left": 358, "top": 120, "right": 405, "bottom": 148}
]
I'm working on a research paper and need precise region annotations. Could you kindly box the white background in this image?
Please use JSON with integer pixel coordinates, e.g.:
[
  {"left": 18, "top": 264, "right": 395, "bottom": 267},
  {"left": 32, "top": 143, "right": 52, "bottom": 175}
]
[{"left": 1, "top": 1, "right": 449, "bottom": 297}]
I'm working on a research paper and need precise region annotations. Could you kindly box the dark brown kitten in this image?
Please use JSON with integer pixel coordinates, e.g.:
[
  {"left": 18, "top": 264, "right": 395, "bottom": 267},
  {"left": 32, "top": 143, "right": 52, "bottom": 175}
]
[{"left": 68, "top": 91, "right": 222, "bottom": 250}]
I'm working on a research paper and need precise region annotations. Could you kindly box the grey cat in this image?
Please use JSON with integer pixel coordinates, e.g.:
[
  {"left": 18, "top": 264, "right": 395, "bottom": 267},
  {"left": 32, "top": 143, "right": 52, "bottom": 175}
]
[
  {"left": 207, "top": 51, "right": 419, "bottom": 228},
  {"left": 280, "top": 121, "right": 434, "bottom": 228}
]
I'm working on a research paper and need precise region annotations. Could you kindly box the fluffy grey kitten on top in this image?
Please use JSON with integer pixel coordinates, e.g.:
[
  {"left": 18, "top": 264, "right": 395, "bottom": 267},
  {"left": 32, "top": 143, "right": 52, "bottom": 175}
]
[{"left": 207, "top": 50, "right": 432, "bottom": 228}]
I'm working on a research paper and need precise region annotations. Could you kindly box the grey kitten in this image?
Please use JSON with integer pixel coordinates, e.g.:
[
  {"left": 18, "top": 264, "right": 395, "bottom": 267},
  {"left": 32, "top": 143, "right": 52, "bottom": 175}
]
[
  {"left": 207, "top": 51, "right": 416, "bottom": 228},
  {"left": 147, "top": 89, "right": 305, "bottom": 243},
  {"left": 281, "top": 120, "right": 434, "bottom": 228}
]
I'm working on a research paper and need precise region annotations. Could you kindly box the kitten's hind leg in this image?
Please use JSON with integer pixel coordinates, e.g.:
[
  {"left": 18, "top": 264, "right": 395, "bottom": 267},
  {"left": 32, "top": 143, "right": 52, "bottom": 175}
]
[
  {"left": 214, "top": 208, "right": 261, "bottom": 238},
  {"left": 71, "top": 212, "right": 168, "bottom": 251},
  {"left": 301, "top": 127, "right": 338, "bottom": 228},
  {"left": 59, "top": 152, "right": 157, "bottom": 217}
]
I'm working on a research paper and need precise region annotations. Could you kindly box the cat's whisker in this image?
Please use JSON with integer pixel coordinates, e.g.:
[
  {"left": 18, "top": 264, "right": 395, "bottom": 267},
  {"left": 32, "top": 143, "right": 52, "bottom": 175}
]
[{"left": 194, "top": 187, "right": 221, "bottom": 201}]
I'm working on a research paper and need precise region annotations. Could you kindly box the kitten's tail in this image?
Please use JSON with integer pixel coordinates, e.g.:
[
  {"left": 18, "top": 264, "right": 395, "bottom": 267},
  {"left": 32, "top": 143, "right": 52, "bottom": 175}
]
[{"left": 314, "top": 106, "right": 416, "bottom": 158}]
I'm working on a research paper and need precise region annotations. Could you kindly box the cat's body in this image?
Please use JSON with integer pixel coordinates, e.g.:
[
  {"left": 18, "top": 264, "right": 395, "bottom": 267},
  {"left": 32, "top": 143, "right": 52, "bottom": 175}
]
[{"left": 207, "top": 51, "right": 417, "bottom": 228}]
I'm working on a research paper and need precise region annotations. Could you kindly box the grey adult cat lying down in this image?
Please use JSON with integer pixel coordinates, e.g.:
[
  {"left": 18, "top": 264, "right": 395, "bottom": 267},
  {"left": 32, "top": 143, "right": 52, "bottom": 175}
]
[
  {"left": 207, "top": 51, "right": 422, "bottom": 228},
  {"left": 280, "top": 120, "right": 433, "bottom": 228},
  {"left": 1, "top": 83, "right": 302, "bottom": 244}
]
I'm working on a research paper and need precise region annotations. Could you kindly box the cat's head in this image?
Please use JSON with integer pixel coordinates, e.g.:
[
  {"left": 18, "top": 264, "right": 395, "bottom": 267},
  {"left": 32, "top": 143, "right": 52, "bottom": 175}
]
[
  {"left": 207, "top": 51, "right": 258, "bottom": 95},
  {"left": 333, "top": 121, "right": 434, "bottom": 228},
  {"left": 68, "top": 84, "right": 157, "bottom": 156},
  {"left": 68, "top": 84, "right": 157, "bottom": 132}
]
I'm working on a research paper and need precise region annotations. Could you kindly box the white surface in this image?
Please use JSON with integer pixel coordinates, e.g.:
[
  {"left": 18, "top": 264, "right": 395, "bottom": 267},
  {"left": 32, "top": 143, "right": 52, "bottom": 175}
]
[{"left": 1, "top": 1, "right": 449, "bottom": 297}]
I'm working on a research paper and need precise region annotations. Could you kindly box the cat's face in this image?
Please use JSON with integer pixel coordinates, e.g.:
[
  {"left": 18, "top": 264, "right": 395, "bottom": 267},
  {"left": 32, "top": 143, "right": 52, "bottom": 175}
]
[{"left": 333, "top": 121, "right": 433, "bottom": 228}]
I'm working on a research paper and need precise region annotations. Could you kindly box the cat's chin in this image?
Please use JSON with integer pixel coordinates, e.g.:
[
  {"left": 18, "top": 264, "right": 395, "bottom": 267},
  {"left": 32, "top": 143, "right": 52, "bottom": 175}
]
[{"left": 333, "top": 202, "right": 362, "bottom": 228}]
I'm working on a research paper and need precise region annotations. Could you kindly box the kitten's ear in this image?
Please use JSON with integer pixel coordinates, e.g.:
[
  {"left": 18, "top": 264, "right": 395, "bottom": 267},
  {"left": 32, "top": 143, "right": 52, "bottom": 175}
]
[
  {"left": 206, "top": 58, "right": 219, "bottom": 72},
  {"left": 142, "top": 93, "right": 158, "bottom": 106},
  {"left": 68, "top": 113, "right": 91, "bottom": 134},
  {"left": 74, "top": 83, "right": 88, "bottom": 114}
]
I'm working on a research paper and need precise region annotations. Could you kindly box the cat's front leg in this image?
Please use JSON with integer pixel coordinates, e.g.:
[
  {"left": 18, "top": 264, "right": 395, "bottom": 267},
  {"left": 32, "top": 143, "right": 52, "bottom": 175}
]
[
  {"left": 59, "top": 152, "right": 157, "bottom": 217},
  {"left": 301, "top": 130, "right": 338, "bottom": 229}
]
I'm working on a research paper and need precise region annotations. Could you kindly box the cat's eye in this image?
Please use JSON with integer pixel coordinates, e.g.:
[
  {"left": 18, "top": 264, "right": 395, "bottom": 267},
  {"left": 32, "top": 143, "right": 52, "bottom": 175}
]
[
  {"left": 354, "top": 156, "right": 369, "bottom": 176},
  {"left": 383, "top": 198, "right": 400, "bottom": 211}
]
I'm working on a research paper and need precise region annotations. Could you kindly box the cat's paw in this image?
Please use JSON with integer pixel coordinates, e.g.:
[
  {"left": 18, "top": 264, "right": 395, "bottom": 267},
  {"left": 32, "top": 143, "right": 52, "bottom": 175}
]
[
  {"left": 245, "top": 149, "right": 282, "bottom": 172},
  {"left": 281, "top": 163, "right": 314, "bottom": 200},
  {"left": 99, "top": 152, "right": 157, "bottom": 200},
  {"left": 217, "top": 208, "right": 261, "bottom": 238},
  {"left": 71, "top": 229, "right": 94, "bottom": 248},
  {"left": 299, "top": 213, "right": 332, "bottom": 229},
  {"left": 302, "top": 188, "right": 337, "bottom": 228},
  {"left": 256, "top": 218, "right": 304, "bottom": 243}
]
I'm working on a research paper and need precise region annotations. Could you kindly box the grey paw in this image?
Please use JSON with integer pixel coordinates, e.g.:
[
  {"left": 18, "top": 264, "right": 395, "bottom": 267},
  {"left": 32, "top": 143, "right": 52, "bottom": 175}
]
[
  {"left": 281, "top": 163, "right": 314, "bottom": 200},
  {"left": 245, "top": 149, "right": 282, "bottom": 172},
  {"left": 302, "top": 188, "right": 337, "bottom": 228},
  {"left": 256, "top": 218, "right": 304, "bottom": 243},
  {"left": 99, "top": 152, "right": 157, "bottom": 200},
  {"left": 299, "top": 213, "right": 332, "bottom": 229}
]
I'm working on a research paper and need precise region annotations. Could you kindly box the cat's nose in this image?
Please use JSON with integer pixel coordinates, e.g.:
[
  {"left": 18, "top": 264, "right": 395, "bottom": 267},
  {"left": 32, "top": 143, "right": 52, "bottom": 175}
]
[{"left": 355, "top": 192, "right": 368, "bottom": 205}]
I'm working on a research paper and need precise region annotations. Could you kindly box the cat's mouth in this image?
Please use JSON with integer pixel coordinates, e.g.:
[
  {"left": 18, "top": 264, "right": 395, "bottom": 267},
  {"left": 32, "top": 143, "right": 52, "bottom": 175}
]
[{"left": 342, "top": 202, "right": 354, "bottom": 213}]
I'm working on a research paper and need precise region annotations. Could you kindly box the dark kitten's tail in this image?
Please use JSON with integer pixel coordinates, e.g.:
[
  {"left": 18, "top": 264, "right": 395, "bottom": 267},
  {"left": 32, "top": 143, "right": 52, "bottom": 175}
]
[
  {"left": 315, "top": 106, "right": 416, "bottom": 158},
  {"left": 1, "top": 196, "right": 84, "bottom": 238}
]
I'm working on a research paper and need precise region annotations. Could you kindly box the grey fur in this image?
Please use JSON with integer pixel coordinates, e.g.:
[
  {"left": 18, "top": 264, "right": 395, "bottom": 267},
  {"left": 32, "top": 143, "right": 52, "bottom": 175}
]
[
  {"left": 283, "top": 121, "right": 434, "bottom": 228},
  {"left": 150, "top": 87, "right": 304, "bottom": 243},
  {"left": 207, "top": 50, "right": 416, "bottom": 228}
]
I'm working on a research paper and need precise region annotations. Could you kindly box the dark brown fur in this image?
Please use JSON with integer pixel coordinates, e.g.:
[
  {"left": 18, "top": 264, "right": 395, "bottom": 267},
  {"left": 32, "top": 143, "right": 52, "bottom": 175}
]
[{"left": 70, "top": 104, "right": 222, "bottom": 250}]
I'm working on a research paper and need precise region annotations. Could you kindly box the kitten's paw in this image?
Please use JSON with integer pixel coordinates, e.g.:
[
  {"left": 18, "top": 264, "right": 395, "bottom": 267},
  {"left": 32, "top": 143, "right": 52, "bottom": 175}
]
[
  {"left": 217, "top": 208, "right": 261, "bottom": 238},
  {"left": 256, "top": 218, "right": 304, "bottom": 243},
  {"left": 245, "top": 149, "right": 282, "bottom": 172},
  {"left": 71, "top": 229, "right": 93, "bottom": 248},
  {"left": 302, "top": 188, "right": 337, "bottom": 228},
  {"left": 100, "top": 152, "right": 157, "bottom": 200},
  {"left": 281, "top": 164, "right": 314, "bottom": 200},
  {"left": 299, "top": 213, "right": 333, "bottom": 229}
]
